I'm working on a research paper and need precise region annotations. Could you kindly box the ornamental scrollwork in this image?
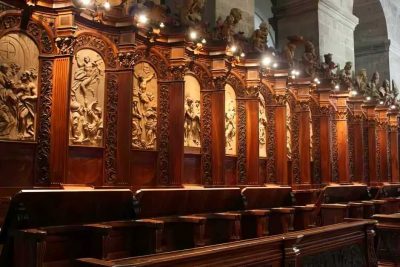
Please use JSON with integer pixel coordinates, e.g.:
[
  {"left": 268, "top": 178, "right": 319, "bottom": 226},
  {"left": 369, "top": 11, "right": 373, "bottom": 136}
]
[
  {"left": 237, "top": 100, "right": 247, "bottom": 184},
  {"left": 201, "top": 92, "right": 212, "bottom": 184},
  {"left": 158, "top": 84, "right": 169, "bottom": 185},
  {"left": 75, "top": 33, "right": 116, "bottom": 68},
  {"left": 55, "top": 36, "right": 75, "bottom": 55}
]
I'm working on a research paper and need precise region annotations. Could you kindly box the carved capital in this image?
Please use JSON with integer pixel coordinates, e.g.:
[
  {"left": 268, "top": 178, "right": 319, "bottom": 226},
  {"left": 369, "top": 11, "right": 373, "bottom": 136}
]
[
  {"left": 298, "top": 101, "right": 310, "bottom": 112},
  {"left": 320, "top": 106, "right": 331, "bottom": 116},
  {"left": 213, "top": 76, "right": 227, "bottom": 91},
  {"left": 245, "top": 85, "right": 259, "bottom": 97},
  {"left": 274, "top": 94, "right": 287, "bottom": 105},
  {"left": 169, "top": 65, "right": 185, "bottom": 80},
  {"left": 118, "top": 52, "right": 137, "bottom": 69},
  {"left": 335, "top": 110, "right": 348, "bottom": 120},
  {"left": 55, "top": 36, "right": 75, "bottom": 55}
]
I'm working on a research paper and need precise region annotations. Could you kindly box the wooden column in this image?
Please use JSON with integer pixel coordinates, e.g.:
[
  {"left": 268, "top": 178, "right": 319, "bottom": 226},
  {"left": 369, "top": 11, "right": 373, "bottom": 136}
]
[
  {"left": 364, "top": 103, "right": 378, "bottom": 185},
  {"left": 291, "top": 81, "right": 311, "bottom": 189},
  {"left": 316, "top": 88, "right": 332, "bottom": 185},
  {"left": 388, "top": 108, "right": 399, "bottom": 183},
  {"left": 332, "top": 92, "right": 350, "bottom": 184},
  {"left": 347, "top": 97, "right": 365, "bottom": 183},
  {"left": 375, "top": 106, "right": 389, "bottom": 183},
  {"left": 49, "top": 54, "right": 72, "bottom": 185}
]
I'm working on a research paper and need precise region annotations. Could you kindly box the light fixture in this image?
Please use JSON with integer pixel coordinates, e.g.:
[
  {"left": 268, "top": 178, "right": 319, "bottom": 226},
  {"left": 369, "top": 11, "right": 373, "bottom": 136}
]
[
  {"left": 366, "top": 96, "right": 371, "bottom": 101},
  {"left": 159, "top": 22, "right": 165, "bottom": 28},
  {"left": 103, "top": 1, "right": 110, "bottom": 10},
  {"left": 201, "top": 38, "right": 207, "bottom": 44},
  {"left": 391, "top": 104, "right": 396, "bottom": 109},
  {"left": 379, "top": 101, "right": 384, "bottom": 105},
  {"left": 81, "top": 0, "right": 91, "bottom": 6},
  {"left": 335, "top": 84, "right": 340, "bottom": 90},
  {"left": 272, "top": 62, "right": 278, "bottom": 68},
  {"left": 240, "top": 52, "right": 245, "bottom": 58},
  {"left": 262, "top": 56, "right": 271, "bottom": 66},
  {"left": 350, "top": 90, "right": 357, "bottom": 96},
  {"left": 189, "top": 31, "right": 198, "bottom": 40},
  {"left": 230, "top": 45, "right": 237, "bottom": 53},
  {"left": 138, "top": 14, "right": 148, "bottom": 24}
]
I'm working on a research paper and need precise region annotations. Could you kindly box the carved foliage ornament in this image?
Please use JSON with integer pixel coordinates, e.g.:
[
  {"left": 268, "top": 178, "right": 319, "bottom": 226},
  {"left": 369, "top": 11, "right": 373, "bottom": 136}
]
[
  {"left": 55, "top": 36, "right": 75, "bottom": 55},
  {"left": 237, "top": 100, "right": 247, "bottom": 183},
  {"left": 158, "top": 84, "right": 169, "bottom": 185},
  {"left": 134, "top": 49, "right": 169, "bottom": 80},
  {"left": 75, "top": 34, "right": 116, "bottom": 68},
  {"left": 105, "top": 74, "right": 118, "bottom": 184},
  {"left": 201, "top": 92, "right": 212, "bottom": 184},
  {"left": 36, "top": 60, "right": 53, "bottom": 184},
  {"left": 26, "top": 21, "right": 53, "bottom": 54}
]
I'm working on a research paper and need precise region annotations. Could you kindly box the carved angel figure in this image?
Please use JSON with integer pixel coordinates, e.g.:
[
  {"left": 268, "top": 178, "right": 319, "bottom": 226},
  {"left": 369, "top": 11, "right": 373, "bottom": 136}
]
[
  {"left": 184, "top": 97, "right": 201, "bottom": 147},
  {"left": 283, "top": 42, "right": 296, "bottom": 69},
  {"left": 339, "top": 61, "right": 353, "bottom": 91},
  {"left": 225, "top": 100, "right": 236, "bottom": 150},
  {"left": 320, "top": 53, "right": 337, "bottom": 79},
  {"left": 251, "top": 21, "right": 269, "bottom": 52},
  {"left": 0, "top": 63, "right": 17, "bottom": 136},
  {"left": 216, "top": 8, "right": 242, "bottom": 43},
  {"left": 301, "top": 41, "right": 318, "bottom": 78}
]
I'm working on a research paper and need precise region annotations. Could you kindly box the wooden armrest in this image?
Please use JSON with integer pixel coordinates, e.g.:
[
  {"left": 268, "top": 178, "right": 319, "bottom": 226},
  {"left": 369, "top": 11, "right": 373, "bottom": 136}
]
[
  {"left": 372, "top": 200, "right": 386, "bottom": 204},
  {"left": 348, "top": 202, "right": 363, "bottom": 206},
  {"left": 199, "top": 212, "right": 240, "bottom": 220},
  {"left": 293, "top": 206, "right": 315, "bottom": 211},
  {"left": 158, "top": 216, "right": 207, "bottom": 224},
  {"left": 270, "top": 207, "right": 294, "bottom": 213},
  {"left": 98, "top": 219, "right": 164, "bottom": 229},
  {"left": 320, "top": 203, "right": 348, "bottom": 209},
  {"left": 240, "top": 209, "right": 270, "bottom": 216},
  {"left": 15, "top": 228, "right": 47, "bottom": 240},
  {"left": 361, "top": 201, "right": 374, "bottom": 205}
]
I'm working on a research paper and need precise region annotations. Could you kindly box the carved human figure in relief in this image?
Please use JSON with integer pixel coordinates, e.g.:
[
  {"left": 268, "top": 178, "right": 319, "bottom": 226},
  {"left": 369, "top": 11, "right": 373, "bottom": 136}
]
[
  {"left": 70, "top": 95, "right": 84, "bottom": 142},
  {"left": 339, "top": 61, "right": 353, "bottom": 91},
  {"left": 251, "top": 21, "right": 269, "bottom": 52},
  {"left": 82, "top": 101, "right": 103, "bottom": 144},
  {"left": 225, "top": 100, "right": 236, "bottom": 151},
  {"left": 0, "top": 63, "right": 17, "bottom": 136},
  {"left": 355, "top": 68, "right": 368, "bottom": 95},
  {"left": 72, "top": 55, "right": 102, "bottom": 106},
  {"left": 286, "top": 106, "right": 292, "bottom": 160},
  {"left": 258, "top": 102, "right": 267, "bottom": 146},
  {"left": 301, "top": 41, "right": 318, "bottom": 78},
  {"left": 15, "top": 70, "right": 37, "bottom": 139},
  {"left": 132, "top": 62, "right": 157, "bottom": 150},
  {"left": 184, "top": 97, "right": 200, "bottom": 147}
]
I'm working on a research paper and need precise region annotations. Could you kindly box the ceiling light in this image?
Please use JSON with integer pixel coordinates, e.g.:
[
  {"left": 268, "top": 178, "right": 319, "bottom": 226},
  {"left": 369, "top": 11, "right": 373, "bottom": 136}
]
[
  {"left": 138, "top": 14, "right": 148, "bottom": 24},
  {"left": 262, "top": 56, "right": 271, "bottom": 66},
  {"left": 190, "top": 31, "right": 197, "bottom": 40},
  {"left": 103, "top": 1, "right": 110, "bottom": 9}
]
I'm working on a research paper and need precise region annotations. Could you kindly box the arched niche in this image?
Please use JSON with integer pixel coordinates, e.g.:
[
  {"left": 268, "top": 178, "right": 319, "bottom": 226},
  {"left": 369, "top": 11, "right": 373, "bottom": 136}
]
[
  {"left": 259, "top": 94, "right": 267, "bottom": 158},
  {"left": 69, "top": 49, "right": 105, "bottom": 147},
  {"left": 225, "top": 83, "right": 237, "bottom": 155},
  {"left": 0, "top": 33, "right": 39, "bottom": 141},
  {"left": 184, "top": 75, "right": 201, "bottom": 149},
  {"left": 286, "top": 101, "right": 292, "bottom": 160},
  {"left": 132, "top": 62, "right": 158, "bottom": 150}
]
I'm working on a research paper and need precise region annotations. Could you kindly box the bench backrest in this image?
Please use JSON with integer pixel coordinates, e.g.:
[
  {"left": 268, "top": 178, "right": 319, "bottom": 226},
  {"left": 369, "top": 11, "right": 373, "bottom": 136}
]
[
  {"left": 381, "top": 184, "right": 400, "bottom": 198},
  {"left": 0, "top": 189, "right": 137, "bottom": 242},
  {"left": 136, "top": 188, "right": 243, "bottom": 218},
  {"left": 242, "top": 187, "right": 293, "bottom": 209},
  {"left": 321, "top": 185, "right": 371, "bottom": 204}
]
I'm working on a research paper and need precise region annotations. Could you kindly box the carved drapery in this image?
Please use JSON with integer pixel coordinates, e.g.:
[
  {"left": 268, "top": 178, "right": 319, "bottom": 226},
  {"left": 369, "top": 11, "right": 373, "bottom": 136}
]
[
  {"left": 104, "top": 74, "right": 118, "bottom": 184},
  {"left": 36, "top": 59, "right": 53, "bottom": 184}
]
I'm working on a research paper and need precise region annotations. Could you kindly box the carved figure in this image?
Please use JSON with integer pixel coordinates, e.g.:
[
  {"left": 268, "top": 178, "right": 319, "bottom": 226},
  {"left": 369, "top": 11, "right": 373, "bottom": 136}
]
[
  {"left": 132, "top": 63, "right": 157, "bottom": 150},
  {"left": 180, "top": 0, "right": 206, "bottom": 26},
  {"left": 339, "top": 61, "right": 353, "bottom": 91},
  {"left": 355, "top": 69, "right": 368, "bottom": 95},
  {"left": 0, "top": 63, "right": 17, "bottom": 136},
  {"left": 72, "top": 55, "right": 102, "bottom": 107},
  {"left": 301, "top": 41, "right": 318, "bottom": 78},
  {"left": 216, "top": 8, "right": 242, "bottom": 43},
  {"left": 15, "top": 70, "right": 37, "bottom": 138},
  {"left": 251, "top": 21, "right": 269, "bottom": 52},
  {"left": 286, "top": 106, "right": 292, "bottom": 160},
  {"left": 390, "top": 81, "right": 399, "bottom": 105},
  {"left": 259, "top": 102, "right": 267, "bottom": 146},
  {"left": 184, "top": 97, "right": 201, "bottom": 147},
  {"left": 82, "top": 101, "right": 103, "bottom": 144},
  {"left": 366, "top": 71, "right": 380, "bottom": 99},
  {"left": 320, "top": 53, "right": 337, "bottom": 79},
  {"left": 224, "top": 100, "right": 236, "bottom": 151},
  {"left": 70, "top": 95, "right": 84, "bottom": 143},
  {"left": 283, "top": 42, "right": 296, "bottom": 69}
]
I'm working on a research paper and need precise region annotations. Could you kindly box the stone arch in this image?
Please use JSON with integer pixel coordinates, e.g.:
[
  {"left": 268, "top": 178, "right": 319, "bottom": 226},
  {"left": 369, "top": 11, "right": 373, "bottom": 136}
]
[{"left": 354, "top": 0, "right": 390, "bottom": 82}]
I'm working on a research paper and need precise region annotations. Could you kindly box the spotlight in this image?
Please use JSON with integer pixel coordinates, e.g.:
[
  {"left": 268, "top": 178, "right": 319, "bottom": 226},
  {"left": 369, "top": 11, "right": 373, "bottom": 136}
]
[
  {"left": 379, "top": 101, "right": 384, "bottom": 105},
  {"left": 272, "top": 62, "right": 278, "bottom": 68},
  {"left": 314, "top": 78, "right": 319, "bottom": 83},
  {"left": 201, "top": 38, "right": 207, "bottom": 44},
  {"left": 189, "top": 31, "right": 197, "bottom": 40},
  {"left": 230, "top": 45, "right": 237, "bottom": 53},
  {"left": 159, "top": 22, "right": 165, "bottom": 28},
  {"left": 350, "top": 90, "right": 358, "bottom": 96},
  {"left": 366, "top": 96, "right": 371, "bottom": 101},
  {"left": 240, "top": 52, "right": 245, "bottom": 58},
  {"left": 138, "top": 14, "right": 148, "bottom": 24},
  {"left": 262, "top": 56, "right": 271, "bottom": 66},
  {"left": 335, "top": 84, "right": 340, "bottom": 90},
  {"left": 391, "top": 105, "right": 396, "bottom": 109},
  {"left": 103, "top": 1, "right": 110, "bottom": 9}
]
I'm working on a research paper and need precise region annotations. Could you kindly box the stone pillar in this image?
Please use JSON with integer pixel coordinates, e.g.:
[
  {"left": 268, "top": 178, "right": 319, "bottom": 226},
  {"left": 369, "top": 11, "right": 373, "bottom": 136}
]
[
  {"left": 316, "top": 87, "right": 332, "bottom": 185},
  {"left": 364, "top": 103, "right": 378, "bottom": 185},
  {"left": 273, "top": 0, "right": 358, "bottom": 67},
  {"left": 388, "top": 108, "right": 399, "bottom": 183},
  {"left": 375, "top": 106, "right": 389, "bottom": 183},
  {"left": 331, "top": 92, "right": 350, "bottom": 184},
  {"left": 347, "top": 97, "right": 366, "bottom": 183},
  {"left": 290, "top": 80, "right": 311, "bottom": 189}
]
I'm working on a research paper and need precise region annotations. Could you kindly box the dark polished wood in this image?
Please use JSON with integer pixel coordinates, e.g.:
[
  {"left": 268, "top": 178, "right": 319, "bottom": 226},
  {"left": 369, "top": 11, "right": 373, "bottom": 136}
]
[{"left": 373, "top": 213, "right": 400, "bottom": 266}]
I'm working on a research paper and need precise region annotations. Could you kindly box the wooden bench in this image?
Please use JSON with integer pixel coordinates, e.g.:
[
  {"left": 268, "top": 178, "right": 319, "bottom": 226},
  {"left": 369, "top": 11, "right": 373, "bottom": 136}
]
[
  {"left": 76, "top": 220, "right": 377, "bottom": 267},
  {"left": 317, "top": 185, "right": 379, "bottom": 226},
  {"left": 0, "top": 189, "right": 162, "bottom": 267},
  {"left": 135, "top": 188, "right": 244, "bottom": 252},
  {"left": 242, "top": 186, "right": 315, "bottom": 234},
  {"left": 373, "top": 213, "right": 400, "bottom": 266},
  {"left": 378, "top": 184, "right": 400, "bottom": 214}
]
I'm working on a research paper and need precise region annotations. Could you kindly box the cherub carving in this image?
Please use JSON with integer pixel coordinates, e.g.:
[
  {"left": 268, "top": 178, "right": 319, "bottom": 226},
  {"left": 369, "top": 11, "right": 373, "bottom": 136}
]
[
  {"left": 216, "top": 8, "right": 242, "bottom": 43},
  {"left": 355, "top": 69, "right": 368, "bottom": 95},
  {"left": 301, "top": 40, "right": 318, "bottom": 78},
  {"left": 251, "top": 21, "right": 269, "bottom": 52},
  {"left": 339, "top": 61, "right": 353, "bottom": 91}
]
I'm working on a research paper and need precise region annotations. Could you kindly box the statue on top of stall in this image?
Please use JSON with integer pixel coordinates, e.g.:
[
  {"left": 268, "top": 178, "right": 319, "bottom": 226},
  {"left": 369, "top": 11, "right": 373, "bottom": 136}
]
[
  {"left": 365, "top": 71, "right": 380, "bottom": 99},
  {"left": 320, "top": 53, "right": 337, "bottom": 80},
  {"left": 251, "top": 21, "right": 269, "bottom": 52},
  {"left": 180, "top": 0, "right": 206, "bottom": 26},
  {"left": 355, "top": 69, "right": 368, "bottom": 95},
  {"left": 338, "top": 61, "right": 353, "bottom": 91},
  {"left": 301, "top": 40, "right": 318, "bottom": 78},
  {"left": 215, "top": 8, "right": 243, "bottom": 43}
]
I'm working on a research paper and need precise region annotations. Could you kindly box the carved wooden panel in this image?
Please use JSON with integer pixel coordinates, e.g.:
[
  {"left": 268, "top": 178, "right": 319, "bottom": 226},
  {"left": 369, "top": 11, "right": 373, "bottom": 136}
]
[
  {"left": 132, "top": 62, "right": 158, "bottom": 150},
  {"left": 184, "top": 75, "right": 200, "bottom": 149},
  {"left": 69, "top": 49, "right": 105, "bottom": 147},
  {"left": 225, "top": 84, "right": 236, "bottom": 155},
  {"left": 259, "top": 94, "right": 267, "bottom": 158},
  {"left": 0, "top": 33, "right": 39, "bottom": 141}
]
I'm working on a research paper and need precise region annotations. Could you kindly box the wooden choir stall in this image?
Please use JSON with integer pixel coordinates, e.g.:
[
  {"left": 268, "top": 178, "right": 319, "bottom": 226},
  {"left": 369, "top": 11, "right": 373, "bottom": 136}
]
[{"left": 0, "top": 0, "right": 399, "bottom": 266}]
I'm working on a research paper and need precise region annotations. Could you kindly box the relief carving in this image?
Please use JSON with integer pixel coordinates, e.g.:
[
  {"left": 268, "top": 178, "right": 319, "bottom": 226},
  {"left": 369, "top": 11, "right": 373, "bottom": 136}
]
[
  {"left": 201, "top": 92, "right": 212, "bottom": 184},
  {"left": 132, "top": 62, "right": 158, "bottom": 150},
  {"left": 105, "top": 74, "right": 118, "bottom": 184},
  {"left": 259, "top": 95, "right": 267, "bottom": 158},
  {"left": 225, "top": 84, "right": 236, "bottom": 155},
  {"left": 69, "top": 49, "right": 105, "bottom": 146},
  {"left": 237, "top": 100, "right": 247, "bottom": 183},
  {"left": 184, "top": 75, "right": 201, "bottom": 148},
  {"left": 0, "top": 33, "right": 39, "bottom": 141}
]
